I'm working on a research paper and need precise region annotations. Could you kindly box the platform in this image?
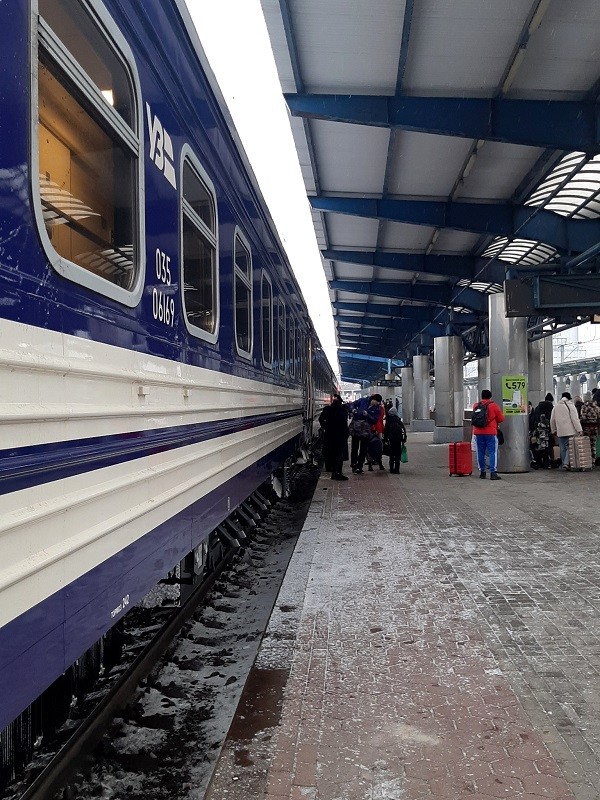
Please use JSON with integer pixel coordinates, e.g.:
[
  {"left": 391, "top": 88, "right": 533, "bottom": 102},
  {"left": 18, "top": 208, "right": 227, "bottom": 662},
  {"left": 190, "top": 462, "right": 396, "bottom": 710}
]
[{"left": 205, "top": 432, "right": 600, "bottom": 800}]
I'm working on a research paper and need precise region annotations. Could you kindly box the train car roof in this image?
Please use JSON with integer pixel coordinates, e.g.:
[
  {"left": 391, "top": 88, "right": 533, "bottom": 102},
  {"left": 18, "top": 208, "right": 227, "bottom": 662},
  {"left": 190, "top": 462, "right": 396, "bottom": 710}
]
[{"left": 174, "top": 1, "right": 331, "bottom": 367}]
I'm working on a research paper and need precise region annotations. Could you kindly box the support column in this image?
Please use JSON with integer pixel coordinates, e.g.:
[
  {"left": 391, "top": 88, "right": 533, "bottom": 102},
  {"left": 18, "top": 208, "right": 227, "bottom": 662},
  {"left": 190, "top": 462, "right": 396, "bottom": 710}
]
[
  {"left": 433, "top": 336, "right": 465, "bottom": 443},
  {"left": 412, "top": 355, "right": 434, "bottom": 431},
  {"left": 400, "top": 367, "right": 414, "bottom": 425},
  {"left": 528, "top": 337, "right": 553, "bottom": 407},
  {"left": 587, "top": 373, "right": 598, "bottom": 392},
  {"left": 556, "top": 376, "right": 566, "bottom": 397},
  {"left": 489, "top": 293, "right": 529, "bottom": 473},
  {"left": 477, "top": 356, "right": 490, "bottom": 395},
  {"left": 571, "top": 374, "right": 584, "bottom": 399}
]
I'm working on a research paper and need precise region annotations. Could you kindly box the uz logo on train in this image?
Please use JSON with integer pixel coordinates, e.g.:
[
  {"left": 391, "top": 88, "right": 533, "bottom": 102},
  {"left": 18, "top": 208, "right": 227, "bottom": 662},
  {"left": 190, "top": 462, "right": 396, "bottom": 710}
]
[{"left": 146, "top": 103, "right": 177, "bottom": 327}]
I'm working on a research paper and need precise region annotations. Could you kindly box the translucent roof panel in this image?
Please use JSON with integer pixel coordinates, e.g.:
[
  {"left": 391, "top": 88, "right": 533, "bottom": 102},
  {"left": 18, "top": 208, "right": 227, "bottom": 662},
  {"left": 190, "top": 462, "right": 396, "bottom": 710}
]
[
  {"left": 456, "top": 279, "right": 503, "bottom": 294},
  {"left": 481, "top": 238, "right": 558, "bottom": 266},
  {"left": 525, "top": 152, "right": 600, "bottom": 219}
]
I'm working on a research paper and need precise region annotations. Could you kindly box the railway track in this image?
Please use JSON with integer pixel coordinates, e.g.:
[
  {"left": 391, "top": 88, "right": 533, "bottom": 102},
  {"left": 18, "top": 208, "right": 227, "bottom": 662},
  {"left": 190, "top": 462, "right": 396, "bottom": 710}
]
[{"left": 3, "top": 465, "right": 319, "bottom": 800}]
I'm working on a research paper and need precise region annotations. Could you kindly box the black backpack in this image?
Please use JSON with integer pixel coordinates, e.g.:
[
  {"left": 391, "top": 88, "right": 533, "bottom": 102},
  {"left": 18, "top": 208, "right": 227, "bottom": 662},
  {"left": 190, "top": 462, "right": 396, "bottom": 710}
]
[{"left": 471, "top": 402, "right": 489, "bottom": 428}]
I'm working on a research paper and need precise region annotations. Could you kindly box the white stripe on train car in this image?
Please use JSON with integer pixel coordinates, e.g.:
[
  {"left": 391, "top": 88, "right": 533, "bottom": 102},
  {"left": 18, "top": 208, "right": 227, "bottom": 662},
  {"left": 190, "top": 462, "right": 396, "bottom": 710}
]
[
  {"left": 0, "top": 318, "right": 302, "bottom": 449},
  {"left": 0, "top": 415, "right": 301, "bottom": 629},
  {"left": 0, "top": 318, "right": 303, "bottom": 628}
]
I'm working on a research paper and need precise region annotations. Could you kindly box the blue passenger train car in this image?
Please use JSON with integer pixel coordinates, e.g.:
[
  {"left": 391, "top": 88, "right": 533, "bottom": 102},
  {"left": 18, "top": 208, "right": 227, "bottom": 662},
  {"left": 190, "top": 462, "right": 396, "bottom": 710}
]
[{"left": 0, "top": 0, "right": 335, "bottom": 760}]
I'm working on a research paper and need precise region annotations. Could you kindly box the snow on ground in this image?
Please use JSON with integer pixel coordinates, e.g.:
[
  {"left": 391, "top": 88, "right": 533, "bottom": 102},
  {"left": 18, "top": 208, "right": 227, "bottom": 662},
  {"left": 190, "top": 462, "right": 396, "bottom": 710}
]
[{"left": 65, "top": 468, "right": 319, "bottom": 800}]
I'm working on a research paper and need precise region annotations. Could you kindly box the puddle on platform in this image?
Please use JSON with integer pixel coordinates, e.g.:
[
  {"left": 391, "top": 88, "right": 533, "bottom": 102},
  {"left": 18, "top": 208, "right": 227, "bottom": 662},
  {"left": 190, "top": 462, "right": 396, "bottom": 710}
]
[{"left": 227, "top": 667, "right": 290, "bottom": 741}]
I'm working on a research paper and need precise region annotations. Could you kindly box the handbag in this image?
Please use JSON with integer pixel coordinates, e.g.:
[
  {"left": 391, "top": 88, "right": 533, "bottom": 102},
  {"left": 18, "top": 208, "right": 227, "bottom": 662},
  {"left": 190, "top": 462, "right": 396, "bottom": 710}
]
[
  {"left": 497, "top": 429, "right": 504, "bottom": 445},
  {"left": 400, "top": 444, "right": 408, "bottom": 463}
]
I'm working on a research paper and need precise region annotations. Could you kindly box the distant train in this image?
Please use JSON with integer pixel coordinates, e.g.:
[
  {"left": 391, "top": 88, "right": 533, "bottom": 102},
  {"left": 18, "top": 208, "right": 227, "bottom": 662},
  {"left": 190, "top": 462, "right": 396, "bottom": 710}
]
[{"left": 0, "top": 0, "right": 335, "bottom": 760}]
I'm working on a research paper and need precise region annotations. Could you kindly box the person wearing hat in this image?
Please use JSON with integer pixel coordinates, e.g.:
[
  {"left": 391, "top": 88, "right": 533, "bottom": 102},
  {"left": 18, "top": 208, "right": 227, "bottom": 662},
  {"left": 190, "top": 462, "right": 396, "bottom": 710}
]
[
  {"left": 383, "top": 408, "right": 407, "bottom": 474},
  {"left": 530, "top": 393, "right": 555, "bottom": 469}
]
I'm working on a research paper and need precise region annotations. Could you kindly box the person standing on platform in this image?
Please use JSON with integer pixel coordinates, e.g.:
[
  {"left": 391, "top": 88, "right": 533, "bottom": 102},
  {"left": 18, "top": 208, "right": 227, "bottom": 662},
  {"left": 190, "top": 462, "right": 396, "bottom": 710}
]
[
  {"left": 369, "top": 394, "right": 385, "bottom": 436},
  {"left": 383, "top": 408, "right": 407, "bottom": 474},
  {"left": 531, "top": 393, "right": 554, "bottom": 427},
  {"left": 319, "top": 395, "right": 350, "bottom": 481},
  {"left": 318, "top": 393, "right": 342, "bottom": 471},
  {"left": 550, "top": 392, "right": 583, "bottom": 470},
  {"left": 530, "top": 393, "right": 554, "bottom": 469},
  {"left": 472, "top": 389, "right": 505, "bottom": 480},
  {"left": 578, "top": 392, "right": 599, "bottom": 462},
  {"left": 349, "top": 395, "right": 371, "bottom": 473}
]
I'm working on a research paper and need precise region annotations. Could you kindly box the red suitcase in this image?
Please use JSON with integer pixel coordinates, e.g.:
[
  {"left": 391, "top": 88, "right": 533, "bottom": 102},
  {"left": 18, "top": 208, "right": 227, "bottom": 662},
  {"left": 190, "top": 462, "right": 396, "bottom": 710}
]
[{"left": 449, "top": 441, "right": 473, "bottom": 476}]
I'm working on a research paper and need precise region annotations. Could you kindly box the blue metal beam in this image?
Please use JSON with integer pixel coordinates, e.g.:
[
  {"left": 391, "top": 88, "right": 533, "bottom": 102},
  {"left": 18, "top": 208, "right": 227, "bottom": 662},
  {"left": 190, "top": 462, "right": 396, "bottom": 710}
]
[
  {"left": 285, "top": 94, "right": 600, "bottom": 153},
  {"left": 336, "top": 317, "right": 477, "bottom": 339},
  {"left": 338, "top": 324, "right": 435, "bottom": 352},
  {"left": 311, "top": 196, "right": 600, "bottom": 253},
  {"left": 340, "top": 370, "right": 405, "bottom": 379},
  {"left": 338, "top": 352, "right": 404, "bottom": 365},
  {"left": 333, "top": 301, "right": 479, "bottom": 325},
  {"left": 336, "top": 314, "right": 443, "bottom": 335},
  {"left": 340, "top": 342, "right": 426, "bottom": 360},
  {"left": 330, "top": 279, "right": 488, "bottom": 313},
  {"left": 323, "top": 249, "right": 506, "bottom": 284}
]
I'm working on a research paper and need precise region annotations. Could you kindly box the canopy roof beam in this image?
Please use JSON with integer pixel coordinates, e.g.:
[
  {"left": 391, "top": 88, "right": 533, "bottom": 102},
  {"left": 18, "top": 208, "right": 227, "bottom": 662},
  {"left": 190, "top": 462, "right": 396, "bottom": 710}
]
[
  {"left": 335, "top": 313, "right": 479, "bottom": 335},
  {"left": 333, "top": 300, "right": 479, "bottom": 325},
  {"left": 330, "top": 279, "right": 488, "bottom": 313},
  {"left": 312, "top": 196, "right": 600, "bottom": 253},
  {"left": 323, "top": 249, "right": 506, "bottom": 283},
  {"left": 285, "top": 94, "right": 600, "bottom": 153}
]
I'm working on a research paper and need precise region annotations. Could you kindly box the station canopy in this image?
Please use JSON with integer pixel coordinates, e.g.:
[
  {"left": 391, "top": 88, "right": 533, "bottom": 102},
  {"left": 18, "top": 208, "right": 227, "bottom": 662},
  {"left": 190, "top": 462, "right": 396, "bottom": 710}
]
[{"left": 260, "top": 0, "right": 600, "bottom": 384}]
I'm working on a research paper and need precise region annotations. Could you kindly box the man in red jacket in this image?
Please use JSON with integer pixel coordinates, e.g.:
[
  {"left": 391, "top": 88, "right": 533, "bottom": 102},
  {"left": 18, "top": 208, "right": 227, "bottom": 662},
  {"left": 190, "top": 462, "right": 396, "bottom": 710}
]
[{"left": 472, "top": 389, "right": 505, "bottom": 480}]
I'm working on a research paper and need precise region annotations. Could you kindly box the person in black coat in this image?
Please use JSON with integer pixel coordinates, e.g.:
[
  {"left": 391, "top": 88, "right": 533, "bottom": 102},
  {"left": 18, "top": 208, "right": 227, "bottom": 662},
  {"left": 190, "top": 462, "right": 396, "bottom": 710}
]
[
  {"left": 531, "top": 393, "right": 554, "bottom": 429},
  {"left": 383, "top": 408, "right": 407, "bottom": 474},
  {"left": 318, "top": 396, "right": 350, "bottom": 480},
  {"left": 529, "top": 393, "right": 555, "bottom": 468}
]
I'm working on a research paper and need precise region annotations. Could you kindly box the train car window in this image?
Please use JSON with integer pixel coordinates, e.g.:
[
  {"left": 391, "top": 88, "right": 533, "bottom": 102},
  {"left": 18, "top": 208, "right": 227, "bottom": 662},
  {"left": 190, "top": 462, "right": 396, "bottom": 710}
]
[
  {"left": 277, "top": 300, "right": 286, "bottom": 375},
  {"left": 35, "top": 0, "right": 144, "bottom": 306},
  {"left": 234, "top": 230, "right": 253, "bottom": 359},
  {"left": 181, "top": 151, "right": 219, "bottom": 343},
  {"left": 261, "top": 273, "right": 273, "bottom": 368},
  {"left": 289, "top": 317, "right": 295, "bottom": 378}
]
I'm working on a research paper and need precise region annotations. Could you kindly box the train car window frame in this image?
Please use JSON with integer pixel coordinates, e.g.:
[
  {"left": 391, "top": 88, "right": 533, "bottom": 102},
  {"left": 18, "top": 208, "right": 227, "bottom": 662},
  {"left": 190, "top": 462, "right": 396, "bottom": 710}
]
[
  {"left": 277, "top": 299, "right": 286, "bottom": 376},
  {"left": 289, "top": 316, "right": 295, "bottom": 378},
  {"left": 260, "top": 271, "right": 273, "bottom": 369},
  {"left": 233, "top": 228, "right": 253, "bottom": 360},
  {"left": 296, "top": 323, "right": 302, "bottom": 380},
  {"left": 180, "top": 145, "right": 219, "bottom": 345},
  {"left": 31, "top": 0, "right": 145, "bottom": 307}
]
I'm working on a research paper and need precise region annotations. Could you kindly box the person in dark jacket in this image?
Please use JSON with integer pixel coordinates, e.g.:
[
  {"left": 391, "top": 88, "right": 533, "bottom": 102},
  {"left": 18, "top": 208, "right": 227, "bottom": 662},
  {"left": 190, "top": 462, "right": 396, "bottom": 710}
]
[
  {"left": 319, "top": 396, "right": 350, "bottom": 480},
  {"left": 318, "top": 394, "right": 343, "bottom": 471},
  {"left": 349, "top": 395, "right": 370, "bottom": 472},
  {"left": 383, "top": 408, "right": 407, "bottom": 474},
  {"left": 531, "top": 393, "right": 554, "bottom": 428},
  {"left": 530, "top": 393, "right": 555, "bottom": 464}
]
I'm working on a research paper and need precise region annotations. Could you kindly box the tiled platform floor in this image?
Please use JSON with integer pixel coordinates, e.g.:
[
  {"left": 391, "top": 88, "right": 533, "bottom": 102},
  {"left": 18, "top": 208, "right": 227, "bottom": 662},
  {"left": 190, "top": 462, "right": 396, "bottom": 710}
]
[{"left": 206, "top": 432, "right": 600, "bottom": 799}]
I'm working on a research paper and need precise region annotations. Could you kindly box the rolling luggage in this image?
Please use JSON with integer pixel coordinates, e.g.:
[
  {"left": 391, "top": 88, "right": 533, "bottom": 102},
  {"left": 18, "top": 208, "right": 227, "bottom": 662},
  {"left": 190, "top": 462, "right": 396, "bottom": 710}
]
[
  {"left": 449, "top": 441, "right": 472, "bottom": 476},
  {"left": 568, "top": 436, "right": 593, "bottom": 471}
]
